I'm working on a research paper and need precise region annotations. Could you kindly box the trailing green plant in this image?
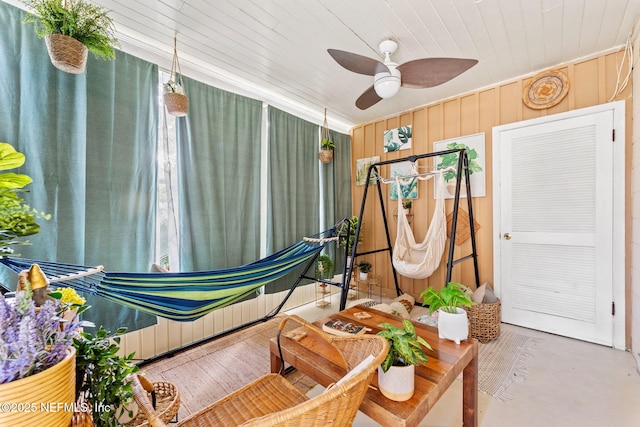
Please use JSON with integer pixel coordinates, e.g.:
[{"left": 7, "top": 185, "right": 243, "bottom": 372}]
[
  {"left": 377, "top": 319, "right": 432, "bottom": 372},
  {"left": 320, "top": 138, "right": 335, "bottom": 151},
  {"left": 0, "top": 142, "right": 51, "bottom": 255},
  {"left": 315, "top": 254, "right": 334, "bottom": 279},
  {"left": 74, "top": 326, "right": 139, "bottom": 427},
  {"left": 22, "top": 0, "right": 119, "bottom": 60},
  {"left": 402, "top": 200, "right": 412, "bottom": 210},
  {"left": 435, "top": 142, "right": 483, "bottom": 182},
  {"left": 420, "top": 282, "right": 473, "bottom": 314},
  {"left": 357, "top": 260, "right": 372, "bottom": 273}
]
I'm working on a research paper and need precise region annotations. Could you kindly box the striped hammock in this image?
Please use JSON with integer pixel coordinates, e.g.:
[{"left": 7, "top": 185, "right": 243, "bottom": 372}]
[{"left": 0, "top": 228, "right": 336, "bottom": 322}]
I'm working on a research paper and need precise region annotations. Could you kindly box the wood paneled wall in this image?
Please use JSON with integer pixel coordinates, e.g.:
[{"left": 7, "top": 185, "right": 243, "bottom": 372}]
[{"left": 350, "top": 50, "right": 632, "bottom": 305}]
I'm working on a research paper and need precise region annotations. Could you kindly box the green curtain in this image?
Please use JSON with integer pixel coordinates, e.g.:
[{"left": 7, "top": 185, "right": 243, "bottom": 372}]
[
  {"left": 327, "top": 129, "right": 352, "bottom": 272},
  {"left": 319, "top": 129, "right": 351, "bottom": 270},
  {"left": 329, "top": 129, "right": 352, "bottom": 225},
  {"left": 266, "top": 107, "right": 320, "bottom": 293},
  {"left": 0, "top": 2, "right": 158, "bottom": 333},
  {"left": 176, "top": 76, "right": 262, "bottom": 271}
]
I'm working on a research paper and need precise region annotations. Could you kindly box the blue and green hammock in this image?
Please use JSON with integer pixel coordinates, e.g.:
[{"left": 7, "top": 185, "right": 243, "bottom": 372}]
[{"left": 0, "top": 228, "right": 338, "bottom": 322}]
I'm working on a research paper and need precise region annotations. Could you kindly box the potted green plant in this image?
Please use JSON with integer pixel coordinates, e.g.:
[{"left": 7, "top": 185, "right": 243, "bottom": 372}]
[
  {"left": 0, "top": 142, "right": 50, "bottom": 255},
  {"left": 318, "top": 138, "right": 335, "bottom": 163},
  {"left": 357, "top": 260, "right": 372, "bottom": 280},
  {"left": 74, "top": 326, "right": 140, "bottom": 426},
  {"left": 315, "top": 254, "right": 334, "bottom": 280},
  {"left": 22, "top": 0, "right": 119, "bottom": 74},
  {"left": 420, "top": 282, "right": 474, "bottom": 344},
  {"left": 376, "top": 319, "right": 432, "bottom": 401},
  {"left": 402, "top": 200, "right": 412, "bottom": 213}
]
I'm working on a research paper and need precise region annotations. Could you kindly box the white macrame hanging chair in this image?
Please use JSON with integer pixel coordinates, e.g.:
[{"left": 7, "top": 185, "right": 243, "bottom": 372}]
[{"left": 392, "top": 172, "right": 447, "bottom": 279}]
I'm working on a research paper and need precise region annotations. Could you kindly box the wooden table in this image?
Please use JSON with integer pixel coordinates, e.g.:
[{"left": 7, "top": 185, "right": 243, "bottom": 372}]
[{"left": 270, "top": 305, "right": 478, "bottom": 427}]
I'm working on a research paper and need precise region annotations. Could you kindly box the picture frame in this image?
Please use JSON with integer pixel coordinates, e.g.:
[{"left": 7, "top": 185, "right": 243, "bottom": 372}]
[
  {"left": 355, "top": 156, "right": 380, "bottom": 186},
  {"left": 389, "top": 161, "right": 418, "bottom": 201},
  {"left": 433, "top": 133, "right": 486, "bottom": 199},
  {"left": 383, "top": 125, "right": 412, "bottom": 152}
]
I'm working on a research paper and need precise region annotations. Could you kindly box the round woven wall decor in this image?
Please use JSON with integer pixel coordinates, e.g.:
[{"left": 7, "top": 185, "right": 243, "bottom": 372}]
[{"left": 522, "top": 70, "right": 569, "bottom": 109}]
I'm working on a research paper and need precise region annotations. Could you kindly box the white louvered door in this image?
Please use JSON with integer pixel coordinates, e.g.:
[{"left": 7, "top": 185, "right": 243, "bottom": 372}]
[{"left": 493, "top": 104, "right": 624, "bottom": 347}]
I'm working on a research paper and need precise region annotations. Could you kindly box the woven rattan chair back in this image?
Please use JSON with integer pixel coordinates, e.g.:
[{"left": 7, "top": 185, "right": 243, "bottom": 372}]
[{"left": 131, "top": 315, "right": 388, "bottom": 427}]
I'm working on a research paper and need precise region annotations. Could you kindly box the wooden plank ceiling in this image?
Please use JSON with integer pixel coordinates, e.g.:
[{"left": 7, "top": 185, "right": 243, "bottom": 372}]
[{"left": 5, "top": 0, "right": 639, "bottom": 130}]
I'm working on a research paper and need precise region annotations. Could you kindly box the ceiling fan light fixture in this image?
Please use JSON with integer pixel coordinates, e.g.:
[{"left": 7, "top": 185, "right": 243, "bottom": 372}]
[{"left": 374, "top": 68, "right": 401, "bottom": 98}]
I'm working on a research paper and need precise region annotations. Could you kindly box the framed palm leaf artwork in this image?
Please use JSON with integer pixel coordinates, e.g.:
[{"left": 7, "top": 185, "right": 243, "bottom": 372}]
[
  {"left": 389, "top": 161, "right": 418, "bottom": 200},
  {"left": 384, "top": 125, "right": 412, "bottom": 152},
  {"left": 433, "top": 132, "right": 486, "bottom": 199}
]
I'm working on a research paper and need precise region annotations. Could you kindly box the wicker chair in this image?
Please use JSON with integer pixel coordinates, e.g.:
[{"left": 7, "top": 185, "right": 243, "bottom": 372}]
[{"left": 131, "top": 314, "right": 389, "bottom": 427}]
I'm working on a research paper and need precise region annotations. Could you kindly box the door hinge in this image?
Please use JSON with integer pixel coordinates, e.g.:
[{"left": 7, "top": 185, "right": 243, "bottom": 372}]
[
  {"left": 612, "top": 301, "right": 615, "bottom": 316},
  {"left": 612, "top": 129, "right": 615, "bottom": 141}
]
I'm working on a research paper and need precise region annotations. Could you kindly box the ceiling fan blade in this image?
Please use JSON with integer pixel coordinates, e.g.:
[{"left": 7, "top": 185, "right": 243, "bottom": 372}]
[
  {"left": 398, "top": 58, "right": 478, "bottom": 89},
  {"left": 328, "top": 49, "right": 389, "bottom": 76},
  {"left": 355, "top": 86, "right": 383, "bottom": 110}
]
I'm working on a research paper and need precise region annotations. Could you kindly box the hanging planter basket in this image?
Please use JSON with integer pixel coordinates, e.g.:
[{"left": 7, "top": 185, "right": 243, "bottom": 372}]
[
  {"left": 318, "top": 108, "right": 334, "bottom": 163},
  {"left": 45, "top": 34, "right": 88, "bottom": 74},
  {"left": 164, "top": 36, "right": 188, "bottom": 117},
  {"left": 318, "top": 149, "right": 333, "bottom": 163},
  {"left": 164, "top": 91, "right": 188, "bottom": 117}
]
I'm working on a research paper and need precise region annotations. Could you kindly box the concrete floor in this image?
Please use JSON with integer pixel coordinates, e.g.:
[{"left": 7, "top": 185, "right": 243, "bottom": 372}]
[{"left": 286, "top": 292, "right": 640, "bottom": 427}]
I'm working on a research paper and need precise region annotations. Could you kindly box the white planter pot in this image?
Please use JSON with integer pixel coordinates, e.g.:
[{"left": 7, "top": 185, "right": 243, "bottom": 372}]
[
  {"left": 437, "top": 307, "right": 469, "bottom": 344},
  {"left": 359, "top": 272, "right": 368, "bottom": 280},
  {"left": 377, "top": 364, "right": 415, "bottom": 402}
]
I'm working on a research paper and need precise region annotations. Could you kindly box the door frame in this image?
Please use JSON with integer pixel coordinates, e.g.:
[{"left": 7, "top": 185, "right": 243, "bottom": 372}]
[{"left": 492, "top": 101, "right": 626, "bottom": 349}]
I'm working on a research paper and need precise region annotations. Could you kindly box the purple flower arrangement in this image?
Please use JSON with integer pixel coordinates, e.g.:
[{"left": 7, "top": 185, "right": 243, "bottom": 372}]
[{"left": 0, "top": 290, "right": 81, "bottom": 384}]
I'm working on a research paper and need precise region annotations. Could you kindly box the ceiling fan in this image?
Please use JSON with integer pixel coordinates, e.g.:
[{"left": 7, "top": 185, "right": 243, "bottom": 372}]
[{"left": 328, "top": 39, "right": 478, "bottom": 110}]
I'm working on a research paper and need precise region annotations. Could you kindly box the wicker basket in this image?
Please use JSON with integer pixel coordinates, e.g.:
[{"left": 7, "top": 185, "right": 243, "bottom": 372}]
[
  {"left": 318, "top": 149, "right": 333, "bottom": 163},
  {"left": 465, "top": 300, "right": 501, "bottom": 343},
  {"left": 70, "top": 379, "right": 180, "bottom": 427},
  {"left": 164, "top": 93, "right": 189, "bottom": 117},
  {"left": 0, "top": 348, "right": 75, "bottom": 427},
  {"left": 45, "top": 34, "right": 88, "bottom": 74},
  {"left": 125, "top": 380, "right": 180, "bottom": 426}
]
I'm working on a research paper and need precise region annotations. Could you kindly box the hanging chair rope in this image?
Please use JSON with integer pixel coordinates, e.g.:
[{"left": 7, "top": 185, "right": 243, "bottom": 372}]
[{"left": 392, "top": 172, "right": 448, "bottom": 279}]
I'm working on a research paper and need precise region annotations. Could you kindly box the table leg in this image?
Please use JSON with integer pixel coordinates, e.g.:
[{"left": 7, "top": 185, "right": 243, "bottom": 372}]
[
  {"left": 462, "top": 350, "right": 478, "bottom": 427},
  {"left": 270, "top": 348, "right": 283, "bottom": 375}
]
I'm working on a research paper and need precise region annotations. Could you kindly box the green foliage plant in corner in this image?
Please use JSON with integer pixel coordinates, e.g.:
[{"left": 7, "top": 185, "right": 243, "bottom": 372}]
[
  {"left": 22, "top": 0, "right": 119, "bottom": 60},
  {"left": 0, "top": 142, "right": 50, "bottom": 255},
  {"left": 377, "top": 319, "right": 432, "bottom": 372},
  {"left": 338, "top": 216, "right": 363, "bottom": 254},
  {"left": 420, "top": 281, "right": 474, "bottom": 314},
  {"left": 74, "top": 326, "right": 139, "bottom": 427}
]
